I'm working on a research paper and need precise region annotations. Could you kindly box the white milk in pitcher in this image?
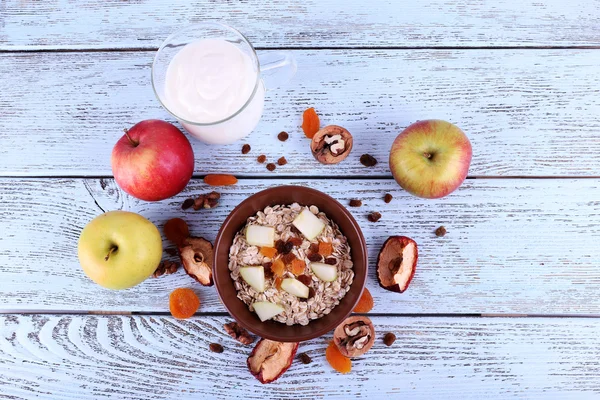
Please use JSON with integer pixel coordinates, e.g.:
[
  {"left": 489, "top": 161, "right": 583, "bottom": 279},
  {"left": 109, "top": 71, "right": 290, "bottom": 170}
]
[{"left": 164, "top": 38, "right": 265, "bottom": 144}]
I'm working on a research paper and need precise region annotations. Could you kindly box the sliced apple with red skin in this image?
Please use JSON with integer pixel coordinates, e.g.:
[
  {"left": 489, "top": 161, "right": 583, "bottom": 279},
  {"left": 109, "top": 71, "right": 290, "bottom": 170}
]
[
  {"left": 247, "top": 339, "right": 299, "bottom": 384},
  {"left": 376, "top": 236, "right": 418, "bottom": 293}
]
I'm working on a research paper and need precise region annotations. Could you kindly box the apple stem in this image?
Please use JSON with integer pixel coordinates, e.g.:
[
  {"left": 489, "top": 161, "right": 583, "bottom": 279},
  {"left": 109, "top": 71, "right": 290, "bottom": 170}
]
[
  {"left": 105, "top": 245, "right": 118, "bottom": 261},
  {"left": 123, "top": 128, "right": 139, "bottom": 147}
]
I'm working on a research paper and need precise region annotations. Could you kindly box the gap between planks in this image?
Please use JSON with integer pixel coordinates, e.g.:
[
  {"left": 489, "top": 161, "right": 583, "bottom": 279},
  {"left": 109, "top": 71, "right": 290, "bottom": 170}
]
[{"left": 3, "top": 175, "right": 600, "bottom": 180}]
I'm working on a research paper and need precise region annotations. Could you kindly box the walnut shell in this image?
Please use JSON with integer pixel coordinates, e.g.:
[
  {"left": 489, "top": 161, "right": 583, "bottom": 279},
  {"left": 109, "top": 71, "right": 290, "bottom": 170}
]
[
  {"left": 333, "top": 316, "right": 375, "bottom": 357},
  {"left": 177, "top": 236, "right": 214, "bottom": 286},
  {"left": 310, "top": 125, "right": 353, "bottom": 164}
]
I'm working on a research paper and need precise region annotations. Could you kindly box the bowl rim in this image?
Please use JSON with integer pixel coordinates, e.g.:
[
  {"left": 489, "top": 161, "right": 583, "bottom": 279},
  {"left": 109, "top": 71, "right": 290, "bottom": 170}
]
[{"left": 213, "top": 185, "right": 368, "bottom": 342}]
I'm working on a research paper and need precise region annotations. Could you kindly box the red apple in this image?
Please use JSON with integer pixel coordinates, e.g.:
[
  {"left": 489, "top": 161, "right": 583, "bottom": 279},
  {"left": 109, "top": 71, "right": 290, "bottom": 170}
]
[
  {"left": 111, "top": 120, "right": 194, "bottom": 201},
  {"left": 389, "top": 120, "right": 472, "bottom": 199}
]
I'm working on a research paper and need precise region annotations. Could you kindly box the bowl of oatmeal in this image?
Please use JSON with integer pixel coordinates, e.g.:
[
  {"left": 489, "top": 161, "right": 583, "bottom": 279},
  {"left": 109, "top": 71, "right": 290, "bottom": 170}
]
[{"left": 214, "top": 185, "right": 368, "bottom": 342}]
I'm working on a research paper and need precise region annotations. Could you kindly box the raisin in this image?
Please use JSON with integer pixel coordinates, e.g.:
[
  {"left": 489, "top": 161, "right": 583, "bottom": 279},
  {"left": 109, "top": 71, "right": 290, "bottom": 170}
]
[
  {"left": 349, "top": 199, "right": 362, "bottom": 207},
  {"left": 435, "top": 226, "right": 447, "bottom": 237},
  {"left": 383, "top": 332, "right": 396, "bottom": 347},
  {"left": 308, "top": 253, "right": 322, "bottom": 262},
  {"left": 302, "top": 107, "right": 320, "bottom": 139},
  {"left": 282, "top": 252, "right": 296, "bottom": 265},
  {"left": 278, "top": 131, "right": 289, "bottom": 142},
  {"left": 241, "top": 144, "right": 251, "bottom": 154},
  {"left": 204, "top": 174, "right": 238, "bottom": 186},
  {"left": 324, "top": 257, "right": 337, "bottom": 265},
  {"left": 353, "top": 288, "right": 374, "bottom": 313},
  {"left": 288, "top": 237, "right": 303, "bottom": 247},
  {"left": 182, "top": 198, "right": 195, "bottom": 210},
  {"left": 169, "top": 288, "right": 200, "bottom": 319},
  {"left": 266, "top": 163, "right": 276, "bottom": 171},
  {"left": 360, "top": 154, "right": 378, "bottom": 167},
  {"left": 298, "top": 353, "right": 312, "bottom": 364},
  {"left": 209, "top": 343, "right": 224, "bottom": 353},
  {"left": 282, "top": 241, "right": 294, "bottom": 255},
  {"left": 297, "top": 274, "right": 312, "bottom": 286},
  {"left": 263, "top": 262, "right": 273, "bottom": 279},
  {"left": 307, "top": 287, "right": 315, "bottom": 299},
  {"left": 275, "top": 240, "right": 286, "bottom": 254},
  {"left": 384, "top": 193, "right": 393, "bottom": 203},
  {"left": 257, "top": 154, "right": 267, "bottom": 163},
  {"left": 309, "top": 243, "right": 320, "bottom": 254},
  {"left": 164, "top": 218, "right": 189, "bottom": 246},
  {"left": 325, "top": 340, "right": 351, "bottom": 374},
  {"left": 368, "top": 212, "right": 382, "bottom": 222},
  {"left": 277, "top": 156, "right": 287, "bottom": 166}
]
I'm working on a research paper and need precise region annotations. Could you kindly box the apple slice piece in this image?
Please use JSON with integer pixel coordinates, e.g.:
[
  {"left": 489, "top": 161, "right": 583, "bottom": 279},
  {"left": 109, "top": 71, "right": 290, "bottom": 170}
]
[
  {"left": 280, "top": 278, "right": 309, "bottom": 298},
  {"left": 246, "top": 225, "right": 275, "bottom": 247},
  {"left": 239, "top": 266, "right": 265, "bottom": 293},
  {"left": 252, "top": 301, "right": 285, "bottom": 322},
  {"left": 310, "top": 262, "right": 338, "bottom": 282},
  {"left": 247, "top": 339, "right": 299, "bottom": 384},
  {"left": 376, "top": 236, "right": 418, "bottom": 293},
  {"left": 292, "top": 209, "right": 325, "bottom": 241}
]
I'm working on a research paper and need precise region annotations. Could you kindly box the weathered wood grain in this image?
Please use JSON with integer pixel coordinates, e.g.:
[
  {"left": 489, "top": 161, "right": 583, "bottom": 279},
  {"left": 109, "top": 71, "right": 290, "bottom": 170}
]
[
  {"left": 2, "top": 178, "right": 600, "bottom": 315},
  {"left": 0, "top": 314, "right": 599, "bottom": 399},
  {"left": 2, "top": 0, "right": 600, "bottom": 50},
  {"left": 2, "top": 50, "right": 600, "bottom": 177}
]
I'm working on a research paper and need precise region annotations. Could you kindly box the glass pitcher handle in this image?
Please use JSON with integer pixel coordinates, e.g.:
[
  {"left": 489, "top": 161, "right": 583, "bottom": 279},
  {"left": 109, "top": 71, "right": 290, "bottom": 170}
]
[{"left": 257, "top": 52, "right": 297, "bottom": 91}]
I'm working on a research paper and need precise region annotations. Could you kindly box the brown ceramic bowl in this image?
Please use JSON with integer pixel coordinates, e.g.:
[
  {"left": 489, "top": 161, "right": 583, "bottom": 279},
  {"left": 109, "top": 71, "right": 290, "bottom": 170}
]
[{"left": 213, "top": 185, "right": 368, "bottom": 342}]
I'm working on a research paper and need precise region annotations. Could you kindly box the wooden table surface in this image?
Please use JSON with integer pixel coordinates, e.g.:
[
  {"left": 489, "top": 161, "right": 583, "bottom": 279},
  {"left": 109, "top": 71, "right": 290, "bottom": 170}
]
[{"left": 2, "top": 1, "right": 600, "bottom": 399}]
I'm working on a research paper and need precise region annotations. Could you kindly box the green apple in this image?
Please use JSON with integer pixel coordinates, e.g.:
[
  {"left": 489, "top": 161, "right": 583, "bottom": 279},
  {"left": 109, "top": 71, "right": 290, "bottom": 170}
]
[{"left": 77, "top": 211, "right": 162, "bottom": 290}]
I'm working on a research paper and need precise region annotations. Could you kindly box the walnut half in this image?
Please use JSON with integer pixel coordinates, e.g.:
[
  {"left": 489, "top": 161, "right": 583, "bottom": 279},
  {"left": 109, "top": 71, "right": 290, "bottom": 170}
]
[
  {"left": 333, "top": 316, "right": 375, "bottom": 357},
  {"left": 310, "top": 125, "right": 353, "bottom": 164}
]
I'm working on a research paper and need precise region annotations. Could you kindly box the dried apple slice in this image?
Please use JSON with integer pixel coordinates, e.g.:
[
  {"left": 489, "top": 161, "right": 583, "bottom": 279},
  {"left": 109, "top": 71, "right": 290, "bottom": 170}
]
[
  {"left": 246, "top": 225, "right": 275, "bottom": 247},
  {"left": 376, "top": 236, "right": 418, "bottom": 293},
  {"left": 292, "top": 209, "right": 325, "bottom": 240},
  {"left": 252, "top": 301, "right": 284, "bottom": 322},
  {"left": 239, "top": 266, "right": 265, "bottom": 293},
  {"left": 178, "top": 237, "right": 213, "bottom": 286},
  {"left": 247, "top": 339, "right": 299, "bottom": 384},
  {"left": 280, "top": 278, "right": 309, "bottom": 298}
]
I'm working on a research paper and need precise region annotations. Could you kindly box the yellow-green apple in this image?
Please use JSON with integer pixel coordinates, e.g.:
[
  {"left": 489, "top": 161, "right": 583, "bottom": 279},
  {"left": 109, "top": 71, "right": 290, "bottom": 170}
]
[
  {"left": 111, "top": 120, "right": 194, "bottom": 202},
  {"left": 77, "top": 211, "right": 163, "bottom": 290},
  {"left": 389, "top": 120, "right": 472, "bottom": 199}
]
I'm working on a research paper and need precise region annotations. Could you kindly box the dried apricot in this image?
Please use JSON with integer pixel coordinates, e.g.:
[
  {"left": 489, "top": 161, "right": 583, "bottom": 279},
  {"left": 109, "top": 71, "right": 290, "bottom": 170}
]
[
  {"left": 302, "top": 107, "right": 320, "bottom": 139},
  {"left": 259, "top": 247, "right": 277, "bottom": 259},
  {"left": 271, "top": 259, "right": 285, "bottom": 277},
  {"left": 164, "top": 218, "right": 189, "bottom": 246},
  {"left": 169, "top": 288, "right": 200, "bottom": 319},
  {"left": 353, "top": 288, "right": 374, "bottom": 313},
  {"left": 325, "top": 340, "right": 351, "bottom": 374},
  {"left": 291, "top": 259, "right": 306, "bottom": 276},
  {"left": 204, "top": 174, "right": 238, "bottom": 186},
  {"left": 318, "top": 241, "right": 333, "bottom": 257},
  {"left": 274, "top": 277, "right": 283, "bottom": 290},
  {"left": 282, "top": 252, "right": 296, "bottom": 265}
]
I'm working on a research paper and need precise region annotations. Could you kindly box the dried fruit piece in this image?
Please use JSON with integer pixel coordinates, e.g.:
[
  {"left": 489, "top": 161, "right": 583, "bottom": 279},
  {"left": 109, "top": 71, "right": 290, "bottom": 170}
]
[
  {"left": 209, "top": 343, "right": 224, "bottom": 353},
  {"left": 178, "top": 237, "right": 214, "bottom": 286},
  {"left": 309, "top": 243, "right": 320, "bottom": 254},
  {"left": 326, "top": 340, "right": 351, "bottom": 374},
  {"left": 308, "top": 253, "right": 322, "bottom": 262},
  {"left": 278, "top": 131, "right": 289, "bottom": 142},
  {"left": 164, "top": 218, "right": 189, "bottom": 246},
  {"left": 152, "top": 260, "right": 179, "bottom": 278},
  {"left": 298, "top": 353, "right": 312, "bottom": 364},
  {"left": 277, "top": 157, "right": 287, "bottom": 166},
  {"left": 263, "top": 262, "right": 273, "bottom": 279},
  {"left": 259, "top": 246, "right": 278, "bottom": 259},
  {"left": 368, "top": 212, "right": 382, "bottom": 222},
  {"left": 242, "top": 144, "right": 251, "bottom": 154},
  {"left": 271, "top": 259, "right": 285, "bottom": 277},
  {"left": 169, "top": 288, "right": 200, "bottom": 319},
  {"left": 376, "top": 236, "right": 418, "bottom": 293},
  {"left": 349, "top": 199, "right": 362, "bottom": 207},
  {"left": 282, "top": 252, "right": 296, "bottom": 265},
  {"left": 287, "top": 237, "right": 303, "bottom": 247},
  {"left": 310, "top": 125, "right": 353, "bottom": 164},
  {"left": 223, "top": 322, "right": 254, "bottom": 345},
  {"left": 247, "top": 339, "right": 298, "bottom": 384},
  {"left": 384, "top": 193, "right": 393, "bottom": 203},
  {"left": 360, "top": 154, "right": 378, "bottom": 167},
  {"left": 333, "top": 316, "right": 375, "bottom": 357},
  {"left": 318, "top": 241, "right": 333, "bottom": 256},
  {"left": 383, "top": 332, "right": 397, "bottom": 346},
  {"left": 353, "top": 288, "right": 374, "bottom": 313},
  {"left": 274, "top": 276, "right": 283, "bottom": 290},
  {"left": 324, "top": 257, "right": 337, "bottom": 265},
  {"left": 297, "top": 274, "right": 312, "bottom": 286},
  {"left": 204, "top": 174, "right": 238, "bottom": 186},
  {"left": 291, "top": 259, "right": 306, "bottom": 275},
  {"left": 301, "top": 107, "right": 320, "bottom": 139},
  {"left": 257, "top": 154, "right": 266, "bottom": 163},
  {"left": 266, "top": 163, "right": 276, "bottom": 171},
  {"left": 435, "top": 226, "right": 447, "bottom": 237},
  {"left": 182, "top": 198, "right": 195, "bottom": 210}
]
